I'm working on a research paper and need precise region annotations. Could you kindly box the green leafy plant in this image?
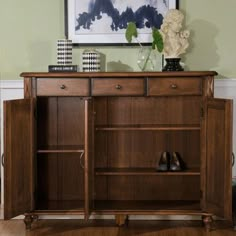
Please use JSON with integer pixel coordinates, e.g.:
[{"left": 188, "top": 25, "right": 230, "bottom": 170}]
[
  {"left": 125, "top": 22, "right": 138, "bottom": 44},
  {"left": 152, "top": 28, "right": 164, "bottom": 53},
  {"left": 125, "top": 22, "right": 164, "bottom": 52},
  {"left": 125, "top": 22, "right": 164, "bottom": 71}
]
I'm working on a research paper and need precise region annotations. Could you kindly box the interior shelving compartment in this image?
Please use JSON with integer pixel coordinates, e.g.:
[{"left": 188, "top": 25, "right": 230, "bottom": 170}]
[
  {"left": 94, "top": 96, "right": 201, "bottom": 127},
  {"left": 94, "top": 175, "right": 201, "bottom": 211},
  {"left": 94, "top": 96, "right": 202, "bottom": 212},
  {"left": 95, "top": 130, "right": 201, "bottom": 173},
  {"left": 94, "top": 96, "right": 201, "bottom": 171},
  {"left": 36, "top": 97, "right": 86, "bottom": 211},
  {"left": 94, "top": 130, "right": 201, "bottom": 211},
  {"left": 36, "top": 153, "right": 85, "bottom": 211}
]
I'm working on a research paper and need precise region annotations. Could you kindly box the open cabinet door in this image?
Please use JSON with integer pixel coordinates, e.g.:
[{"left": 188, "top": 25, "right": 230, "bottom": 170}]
[
  {"left": 203, "top": 98, "right": 233, "bottom": 220},
  {"left": 4, "top": 99, "right": 35, "bottom": 219},
  {"left": 84, "top": 99, "right": 94, "bottom": 220}
]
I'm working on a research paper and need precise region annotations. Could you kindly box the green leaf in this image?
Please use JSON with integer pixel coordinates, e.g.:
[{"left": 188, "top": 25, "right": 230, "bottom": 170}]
[
  {"left": 125, "top": 22, "right": 138, "bottom": 43},
  {"left": 152, "top": 28, "right": 164, "bottom": 53}
]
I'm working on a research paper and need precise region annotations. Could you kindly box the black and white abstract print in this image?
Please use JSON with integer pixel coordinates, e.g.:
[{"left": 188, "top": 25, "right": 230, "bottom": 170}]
[{"left": 75, "top": 0, "right": 171, "bottom": 35}]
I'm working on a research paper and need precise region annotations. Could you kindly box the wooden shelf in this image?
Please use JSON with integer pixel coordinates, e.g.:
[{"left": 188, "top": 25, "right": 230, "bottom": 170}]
[
  {"left": 95, "top": 168, "right": 200, "bottom": 176},
  {"left": 35, "top": 200, "right": 201, "bottom": 214},
  {"left": 94, "top": 200, "right": 201, "bottom": 212},
  {"left": 95, "top": 124, "right": 200, "bottom": 131},
  {"left": 37, "top": 145, "right": 84, "bottom": 153},
  {"left": 36, "top": 200, "right": 84, "bottom": 211}
]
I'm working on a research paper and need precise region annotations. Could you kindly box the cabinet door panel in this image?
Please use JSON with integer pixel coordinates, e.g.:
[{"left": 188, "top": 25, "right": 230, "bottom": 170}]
[
  {"left": 84, "top": 99, "right": 94, "bottom": 220},
  {"left": 4, "top": 99, "right": 35, "bottom": 219},
  {"left": 204, "top": 98, "right": 232, "bottom": 220}
]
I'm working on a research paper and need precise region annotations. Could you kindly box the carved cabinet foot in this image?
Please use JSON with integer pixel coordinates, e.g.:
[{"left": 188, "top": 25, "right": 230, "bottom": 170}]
[
  {"left": 24, "top": 215, "right": 33, "bottom": 230},
  {"left": 202, "top": 215, "right": 214, "bottom": 231},
  {"left": 115, "top": 214, "right": 128, "bottom": 226},
  {"left": 24, "top": 214, "right": 38, "bottom": 230}
]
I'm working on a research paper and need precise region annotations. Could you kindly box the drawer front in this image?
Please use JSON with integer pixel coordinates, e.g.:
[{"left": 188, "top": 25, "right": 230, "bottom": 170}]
[
  {"left": 148, "top": 78, "right": 202, "bottom": 96},
  {"left": 92, "top": 78, "right": 145, "bottom": 96},
  {"left": 37, "top": 79, "right": 89, "bottom": 96}
]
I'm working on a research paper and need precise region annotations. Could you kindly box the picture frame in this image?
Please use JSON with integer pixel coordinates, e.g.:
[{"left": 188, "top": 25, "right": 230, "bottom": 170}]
[{"left": 65, "top": 0, "right": 179, "bottom": 46}]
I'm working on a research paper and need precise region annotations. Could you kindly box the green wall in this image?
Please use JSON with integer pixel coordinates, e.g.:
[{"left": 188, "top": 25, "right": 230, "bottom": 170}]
[{"left": 0, "top": 0, "right": 235, "bottom": 79}]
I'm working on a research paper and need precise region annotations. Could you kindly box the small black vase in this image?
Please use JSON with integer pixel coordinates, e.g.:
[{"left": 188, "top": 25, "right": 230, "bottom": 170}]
[{"left": 162, "top": 58, "right": 184, "bottom": 71}]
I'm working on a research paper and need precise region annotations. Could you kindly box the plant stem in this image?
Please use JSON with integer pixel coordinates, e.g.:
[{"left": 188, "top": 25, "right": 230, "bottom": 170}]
[
  {"left": 142, "top": 48, "right": 152, "bottom": 71},
  {"left": 135, "top": 38, "right": 143, "bottom": 48},
  {"left": 135, "top": 38, "right": 154, "bottom": 71}
]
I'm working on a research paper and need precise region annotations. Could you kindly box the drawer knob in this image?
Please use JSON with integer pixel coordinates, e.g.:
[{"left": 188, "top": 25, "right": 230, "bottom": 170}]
[
  {"left": 60, "top": 84, "right": 66, "bottom": 89},
  {"left": 171, "top": 84, "right": 177, "bottom": 89},
  {"left": 115, "top": 84, "right": 122, "bottom": 90}
]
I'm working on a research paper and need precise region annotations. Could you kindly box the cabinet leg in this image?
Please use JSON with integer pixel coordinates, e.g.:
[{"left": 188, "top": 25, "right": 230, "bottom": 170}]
[
  {"left": 115, "top": 214, "right": 128, "bottom": 226},
  {"left": 202, "top": 215, "right": 214, "bottom": 231},
  {"left": 24, "top": 215, "right": 34, "bottom": 230},
  {"left": 32, "top": 214, "right": 39, "bottom": 222}
]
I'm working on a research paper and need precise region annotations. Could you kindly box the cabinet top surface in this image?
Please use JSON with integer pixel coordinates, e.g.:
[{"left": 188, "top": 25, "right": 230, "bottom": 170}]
[{"left": 20, "top": 71, "right": 217, "bottom": 78}]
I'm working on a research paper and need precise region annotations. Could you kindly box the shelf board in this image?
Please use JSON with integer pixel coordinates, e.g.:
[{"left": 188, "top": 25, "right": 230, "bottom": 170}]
[
  {"left": 94, "top": 200, "right": 201, "bottom": 213},
  {"left": 35, "top": 200, "right": 202, "bottom": 214},
  {"left": 95, "top": 124, "right": 200, "bottom": 131},
  {"left": 36, "top": 200, "right": 84, "bottom": 211},
  {"left": 37, "top": 145, "right": 84, "bottom": 153},
  {"left": 95, "top": 168, "right": 200, "bottom": 176}
]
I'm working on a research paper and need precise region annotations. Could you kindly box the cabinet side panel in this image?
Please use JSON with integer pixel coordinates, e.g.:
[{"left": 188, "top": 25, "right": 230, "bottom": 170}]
[{"left": 24, "top": 77, "right": 36, "bottom": 98}]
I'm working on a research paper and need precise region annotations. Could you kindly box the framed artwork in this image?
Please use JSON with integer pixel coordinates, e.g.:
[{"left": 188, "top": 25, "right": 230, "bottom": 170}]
[{"left": 65, "top": 0, "right": 178, "bottom": 45}]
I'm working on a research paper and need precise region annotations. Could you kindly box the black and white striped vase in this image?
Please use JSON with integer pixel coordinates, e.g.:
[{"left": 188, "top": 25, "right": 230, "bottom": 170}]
[
  {"left": 57, "top": 39, "right": 72, "bottom": 65},
  {"left": 82, "top": 49, "right": 101, "bottom": 72}
]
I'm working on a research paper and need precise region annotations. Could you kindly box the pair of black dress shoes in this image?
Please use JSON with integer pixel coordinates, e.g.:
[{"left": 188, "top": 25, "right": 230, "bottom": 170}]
[{"left": 156, "top": 151, "right": 185, "bottom": 172}]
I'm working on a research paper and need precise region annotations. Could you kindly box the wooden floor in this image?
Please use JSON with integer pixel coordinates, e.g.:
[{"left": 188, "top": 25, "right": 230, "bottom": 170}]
[{"left": 0, "top": 220, "right": 235, "bottom": 236}]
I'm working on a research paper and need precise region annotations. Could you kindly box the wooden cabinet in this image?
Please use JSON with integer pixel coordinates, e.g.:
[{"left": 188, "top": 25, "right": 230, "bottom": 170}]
[{"left": 3, "top": 72, "right": 233, "bottom": 230}]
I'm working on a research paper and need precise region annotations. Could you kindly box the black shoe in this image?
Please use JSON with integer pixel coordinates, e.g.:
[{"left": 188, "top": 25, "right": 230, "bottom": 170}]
[
  {"left": 170, "top": 152, "right": 185, "bottom": 171},
  {"left": 156, "top": 151, "right": 170, "bottom": 171}
]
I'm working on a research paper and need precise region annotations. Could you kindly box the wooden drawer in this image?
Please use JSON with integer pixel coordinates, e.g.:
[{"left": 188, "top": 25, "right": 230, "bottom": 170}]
[
  {"left": 92, "top": 78, "right": 145, "bottom": 96},
  {"left": 37, "top": 78, "right": 89, "bottom": 96},
  {"left": 148, "top": 78, "right": 202, "bottom": 96}
]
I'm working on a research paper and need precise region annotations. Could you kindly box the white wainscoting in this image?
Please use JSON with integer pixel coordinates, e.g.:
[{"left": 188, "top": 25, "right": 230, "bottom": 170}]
[{"left": 0, "top": 78, "right": 235, "bottom": 220}]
